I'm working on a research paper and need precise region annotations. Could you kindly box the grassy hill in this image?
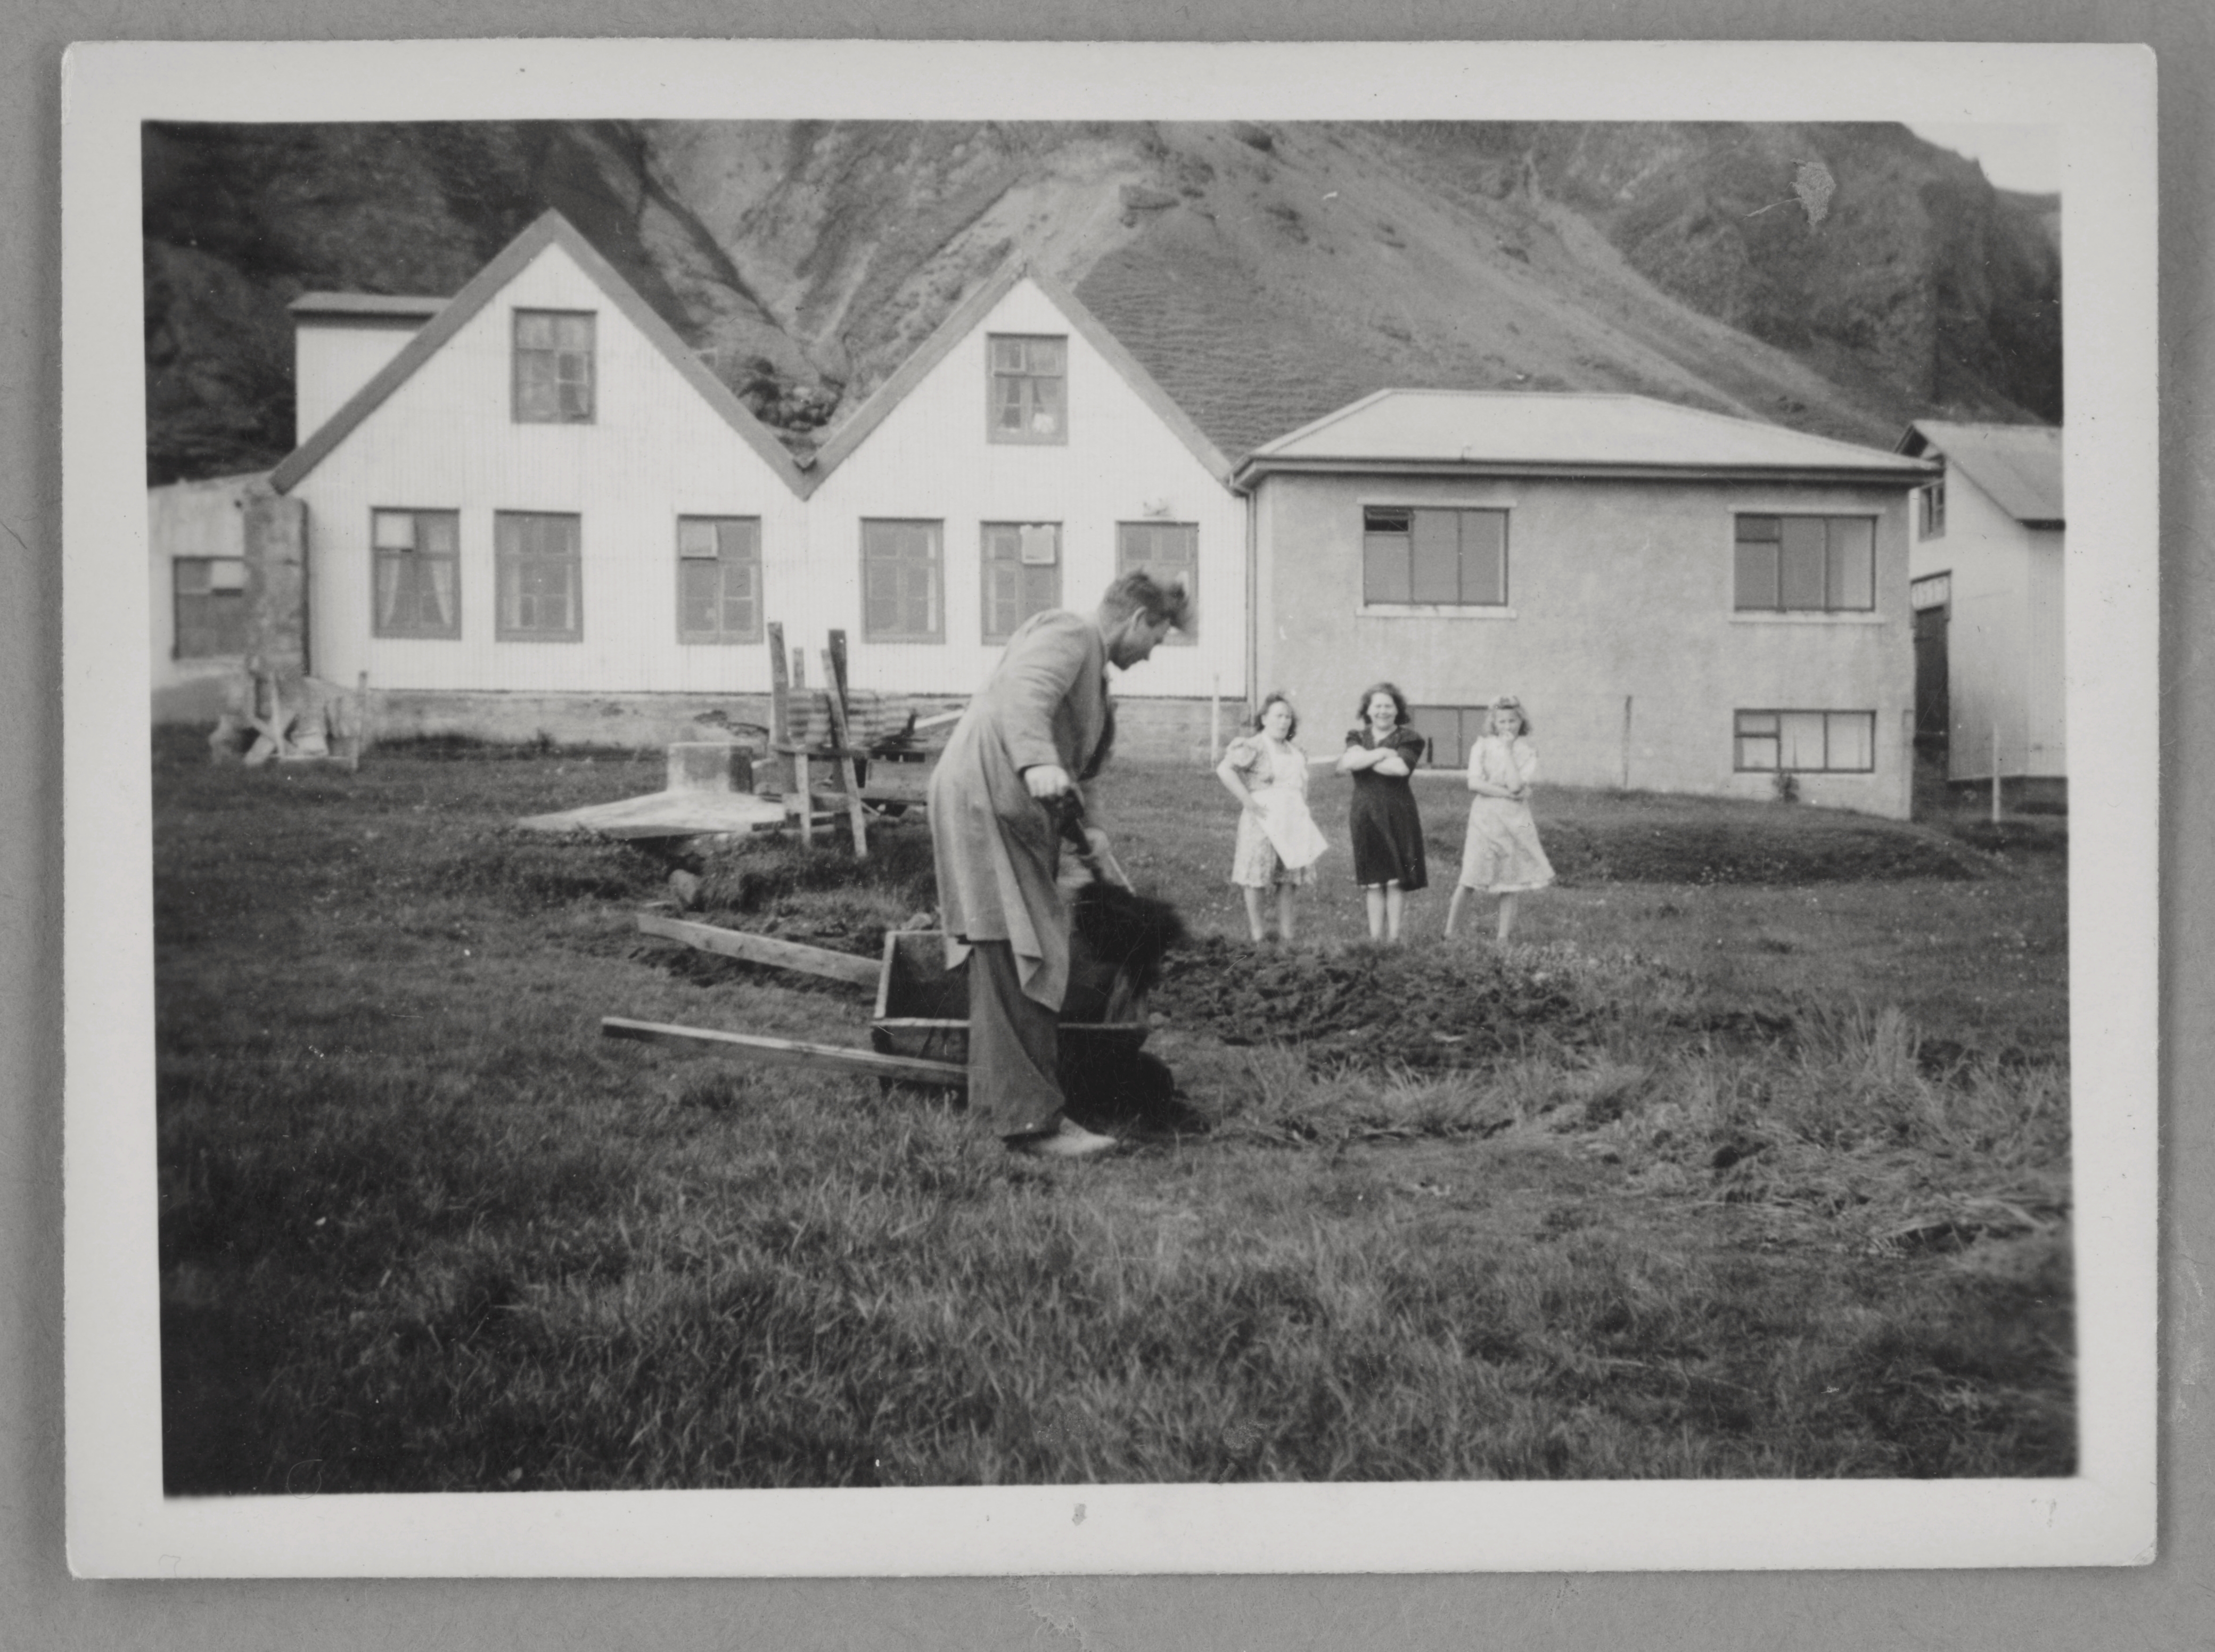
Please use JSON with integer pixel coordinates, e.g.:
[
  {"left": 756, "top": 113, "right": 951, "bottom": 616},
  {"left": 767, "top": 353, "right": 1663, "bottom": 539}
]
[{"left": 142, "top": 118, "right": 2061, "bottom": 483}]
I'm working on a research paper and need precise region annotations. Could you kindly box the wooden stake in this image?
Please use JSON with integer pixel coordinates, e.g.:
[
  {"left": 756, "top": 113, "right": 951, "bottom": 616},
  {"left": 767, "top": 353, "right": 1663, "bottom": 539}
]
[
  {"left": 1620, "top": 695, "right": 1633, "bottom": 791},
  {"left": 823, "top": 631, "right": 869, "bottom": 858}
]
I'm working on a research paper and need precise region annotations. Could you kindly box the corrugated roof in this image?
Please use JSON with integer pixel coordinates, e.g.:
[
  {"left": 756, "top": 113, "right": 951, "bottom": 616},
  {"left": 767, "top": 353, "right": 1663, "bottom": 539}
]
[
  {"left": 1237, "top": 390, "right": 1937, "bottom": 485},
  {"left": 1898, "top": 420, "right": 2063, "bottom": 524},
  {"left": 288, "top": 293, "right": 448, "bottom": 320}
]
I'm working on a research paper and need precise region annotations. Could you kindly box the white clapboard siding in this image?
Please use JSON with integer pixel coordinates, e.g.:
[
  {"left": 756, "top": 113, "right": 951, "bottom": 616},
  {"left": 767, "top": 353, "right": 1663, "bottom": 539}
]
[
  {"left": 804, "top": 280, "right": 1247, "bottom": 701},
  {"left": 293, "top": 242, "right": 807, "bottom": 696}
]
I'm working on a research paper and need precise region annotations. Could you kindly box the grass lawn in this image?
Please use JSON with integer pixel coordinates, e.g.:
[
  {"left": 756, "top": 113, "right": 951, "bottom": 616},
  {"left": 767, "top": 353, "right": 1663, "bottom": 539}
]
[{"left": 154, "top": 730, "right": 2071, "bottom": 1491}]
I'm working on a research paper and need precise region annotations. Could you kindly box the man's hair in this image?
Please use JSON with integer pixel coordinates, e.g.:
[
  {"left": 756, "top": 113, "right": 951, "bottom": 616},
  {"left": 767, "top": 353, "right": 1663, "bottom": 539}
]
[{"left": 1098, "top": 568, "right": 1193, "bottom": 632}]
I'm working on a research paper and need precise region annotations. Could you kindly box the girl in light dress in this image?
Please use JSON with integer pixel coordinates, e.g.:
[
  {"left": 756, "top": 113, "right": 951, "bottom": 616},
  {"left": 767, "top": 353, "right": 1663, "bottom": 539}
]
[
  {"left": 1216, "top": 692, "right": 1328, "bottom": 943},
  {"left": 1445, "top": 694, "right": 1555, "bottom": 944}
]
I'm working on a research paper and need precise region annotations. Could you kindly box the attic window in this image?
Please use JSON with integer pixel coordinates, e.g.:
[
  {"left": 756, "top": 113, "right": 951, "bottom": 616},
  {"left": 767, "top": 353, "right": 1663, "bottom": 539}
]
[
  {"left": 513, "top": 310, "right": 595, "bottom": 423},
  {"left": 1918, "top": 479, "right": 1947, "bottom": 539},
  {"left": 988, "top": 335, "right": 1066, "bottom": 444}
]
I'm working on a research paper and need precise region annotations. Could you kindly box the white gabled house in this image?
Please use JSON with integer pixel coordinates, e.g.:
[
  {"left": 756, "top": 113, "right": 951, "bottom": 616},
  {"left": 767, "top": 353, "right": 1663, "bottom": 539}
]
[
  {"left": 257, "top": 211, "right": 1245, "bottom": 753},
  {"left": 800, "top": 261, "right": 1245, "bottom": 718},
  {"left": 269, "top": 211, "right": 810, "bottom": 724},
  {"left": 1897, "top": 420, "right": 2066, "bottom": 809}
]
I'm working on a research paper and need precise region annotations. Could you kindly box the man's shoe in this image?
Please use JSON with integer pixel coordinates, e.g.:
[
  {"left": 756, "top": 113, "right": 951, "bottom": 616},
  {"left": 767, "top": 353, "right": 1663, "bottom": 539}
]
[{"left": 1006, "top": 1118, "right": 1121, "bottom": 1160}]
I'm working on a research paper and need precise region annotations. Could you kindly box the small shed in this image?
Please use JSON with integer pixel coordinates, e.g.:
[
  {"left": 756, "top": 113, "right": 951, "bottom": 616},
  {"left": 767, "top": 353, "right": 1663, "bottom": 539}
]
[{"left": 1898, "top": 421, "right": 2066, "bottom": 808}]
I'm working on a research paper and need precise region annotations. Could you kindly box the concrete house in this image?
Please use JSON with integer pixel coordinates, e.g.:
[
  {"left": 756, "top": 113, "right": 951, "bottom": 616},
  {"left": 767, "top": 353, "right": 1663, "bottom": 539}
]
[
  {"left": 268, "top": 211, "right": 811, "bottom": 743},
  {"left": 1898, "top": 421, "right": 2066, "bottom": 809},
  {"left": 258, "top": 211, "right": 1243, "bottom": 753},
  {"left": 148, "top": 469, "right": 265, "bottom": 722},
  {"left": 1233, "top": 390, "right": 1937, "bottom": 818},
  {"left": 800, "top": 260, "right": 1245, "bottom": 742}
]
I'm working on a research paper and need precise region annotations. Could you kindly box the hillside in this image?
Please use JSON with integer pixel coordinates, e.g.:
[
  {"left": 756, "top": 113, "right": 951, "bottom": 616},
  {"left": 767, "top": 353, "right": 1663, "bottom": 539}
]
[{"left": 142, "top": 119, "right": 2061, "bottom": 484}]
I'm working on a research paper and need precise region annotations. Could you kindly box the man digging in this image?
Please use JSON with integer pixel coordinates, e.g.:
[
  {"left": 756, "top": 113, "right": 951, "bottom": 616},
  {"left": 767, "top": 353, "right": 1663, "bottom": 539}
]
[{"left": 928, "top": 570, "right": 1191, "bottom": 1159}]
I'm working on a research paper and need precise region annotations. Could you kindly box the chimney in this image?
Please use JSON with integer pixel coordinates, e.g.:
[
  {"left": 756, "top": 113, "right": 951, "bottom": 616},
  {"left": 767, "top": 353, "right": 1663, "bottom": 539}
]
[{"left": 287, "top": 292, "right": 447, "bottom": 446}]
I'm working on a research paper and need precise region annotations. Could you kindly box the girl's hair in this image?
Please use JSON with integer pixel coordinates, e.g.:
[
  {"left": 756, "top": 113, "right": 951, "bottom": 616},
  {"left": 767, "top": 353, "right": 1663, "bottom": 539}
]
[
  {"left": 1355, "top": 681, "right": 1410, "bottom": 727},
  {"left": 1487, "top": 694, "right": 1534, "bottom": 737},
  {"left": 1252, "top": 691, "right": 1299, "bottom": 740}
]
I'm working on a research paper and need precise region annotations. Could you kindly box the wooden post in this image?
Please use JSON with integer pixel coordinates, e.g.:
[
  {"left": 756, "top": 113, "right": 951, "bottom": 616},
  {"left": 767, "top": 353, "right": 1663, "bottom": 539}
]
[
  {"left": 350, "top": 670, "right": 369, "bottom": 772},
  {"left": 1990, "top": 723, "right": 2002, "bottom": 825},
  {"left": 768, "top": 621, "right": 810, "bottom": 843},
  {"left": 821, "top": 639, "right": 870, "bottom": 858},
  {"left": 1619, "top": 695, "right": 1633, "bottom": 791},
  {"left": 1210, "top": 674, "right": 1221, "bottom": 765}
]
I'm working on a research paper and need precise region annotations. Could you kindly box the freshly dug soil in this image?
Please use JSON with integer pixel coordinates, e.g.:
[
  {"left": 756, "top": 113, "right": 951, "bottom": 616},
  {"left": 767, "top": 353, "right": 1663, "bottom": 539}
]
[
  {"left": 1155, "top": 935, "right": 1599, "bottom": 1070},
  {"left": 1477, "top": 814, "right": 1997, "bottom": 886}
]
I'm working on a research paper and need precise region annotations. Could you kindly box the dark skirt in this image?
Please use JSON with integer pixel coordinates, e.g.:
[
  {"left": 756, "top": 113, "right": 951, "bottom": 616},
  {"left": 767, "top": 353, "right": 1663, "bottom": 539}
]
[{"left": 1349, "top": 770, "right": 1427, "bottom": 891}]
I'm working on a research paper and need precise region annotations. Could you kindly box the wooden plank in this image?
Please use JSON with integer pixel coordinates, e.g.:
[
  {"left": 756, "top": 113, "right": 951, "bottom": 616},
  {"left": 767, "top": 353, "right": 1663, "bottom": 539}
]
[
  {"left": 821, "top": 638, "right": 870, "bottom": 857},
  {"left": 601, "top": 1016, "right": 966, "bottom": 1087},
  {"left": 635, "top": 913, "right": 881, "bottom": 988}
]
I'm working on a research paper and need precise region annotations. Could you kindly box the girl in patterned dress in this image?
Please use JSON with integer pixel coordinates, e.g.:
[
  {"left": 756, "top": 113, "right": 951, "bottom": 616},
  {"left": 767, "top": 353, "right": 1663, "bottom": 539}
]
[
  {"left": 1445, "top": 694, "right": 1555, "bottom": 944},
  {"left": 1215, "top": 692, "right": 1326, "bottom": 943}
]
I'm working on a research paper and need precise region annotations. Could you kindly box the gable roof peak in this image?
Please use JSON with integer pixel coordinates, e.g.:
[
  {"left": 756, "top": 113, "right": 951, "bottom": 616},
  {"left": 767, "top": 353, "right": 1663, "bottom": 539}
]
[{"left": 270, "top": 208, "right": 806, "bottom": 495}]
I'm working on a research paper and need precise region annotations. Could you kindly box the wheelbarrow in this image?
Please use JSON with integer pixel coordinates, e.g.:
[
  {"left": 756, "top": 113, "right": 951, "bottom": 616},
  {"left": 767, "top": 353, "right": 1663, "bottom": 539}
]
[{"left": 602, "top": 916, "right": 1152, "bottom": 1089}]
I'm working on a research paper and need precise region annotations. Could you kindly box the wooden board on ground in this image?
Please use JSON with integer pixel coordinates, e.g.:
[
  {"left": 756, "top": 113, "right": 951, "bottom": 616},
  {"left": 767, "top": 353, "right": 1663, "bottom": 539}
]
[
  {"left": 601, "top": 1015, "right": 965, "bottom": 1087},
  {"left": 515, "top": 789, "right": 788, "bottom": 838},
  {"left": 635, "top": 913, "right": 880, "bottom": 988}
]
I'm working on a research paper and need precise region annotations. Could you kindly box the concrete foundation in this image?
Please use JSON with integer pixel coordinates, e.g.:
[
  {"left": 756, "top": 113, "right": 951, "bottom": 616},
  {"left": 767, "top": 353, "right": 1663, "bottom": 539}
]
[{"left": 355, "top": 688, "right": 1226, "bottom": 765}]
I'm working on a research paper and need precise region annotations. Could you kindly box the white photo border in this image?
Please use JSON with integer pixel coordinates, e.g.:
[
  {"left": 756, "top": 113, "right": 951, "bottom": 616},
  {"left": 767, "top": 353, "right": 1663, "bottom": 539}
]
[{"left": 63, "top": 37, "right": 2159, "bottom": 1577}]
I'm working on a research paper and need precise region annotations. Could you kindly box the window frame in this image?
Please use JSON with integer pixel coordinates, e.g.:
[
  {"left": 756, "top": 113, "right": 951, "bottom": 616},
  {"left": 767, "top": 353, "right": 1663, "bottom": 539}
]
[
  {"left": 368, "top": 507, "right": 463, "bottom": 640},
  {"left": 986, "top": 333, "right": 1068, "bottom": 446},
  {"left": 1732, "top": 513, "right": 1877, "bottom": 614},
  {"left": 493, "top": 510, "right": 584, "bottom": 643},
  {"left": 1407, "top": 704, "right": 1489, "bottom": 771},
  {"left": 1114, "top": 520, "right": 1199, "bottom": 645},
  {"left": 1732, "top": 709, "right": 1877, "bottom": 774},
  {"left": 171, "top": 555, "right": 250, "bottom": 659},
  {"left": 860, "top": 518, "right": 946, "bottom": 644},
  {"left": 675, "top": 515, "right": 764, "bottom": 646},
  {"left": 980, "top": 521, "right": 1063, "bottom": 644},
  {"left": 512, "top": 308, "right": 597, "bottom": 425},
  {"left": 1361, "top": 506, "right": 1510, "bottom": 609},
  {"left": 1918, "top": 479, "right": 1947, "bottom": 540}
]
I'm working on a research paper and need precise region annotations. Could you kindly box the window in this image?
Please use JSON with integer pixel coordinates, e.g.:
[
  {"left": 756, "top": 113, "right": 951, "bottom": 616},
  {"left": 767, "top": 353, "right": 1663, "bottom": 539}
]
[
  {"left": 495, "top": 512, "right": 583, "bottom": 640},
  {"left": 862, "top": 520, "right": 943, "bottom": 642},
  {"left": 173, "top": 556, "right": 249, "bottom": 657},
  {"left": 677, "top": 516, "right": 761, "bottom": 644},
  {"left": 370, "top": 509, "right": 461, "bottom": 638},
  {"left": 1115, "top": 520, "right": 1198, "bottom": 644},
  {"left": 1407, "top": 704, "right": 1488, "bottom": 770},
  {"left": 981, "top": 522, "right": 1061, "bottom": 643},
  {"left": 513, "top": 310, "right": 595, "bottom": 423},
  {"left": 988, "top": 334, "right": 1066, "bottom": 443},
  {"left": 1362, "top": 507, "right": 1508, "bottom": 606},
  {"left": 1918, "top": 479, "right": 1947, "bottom": 539},
  {"left": 1733, "top": 515, "right": 1875, "bottom": 612},
  {"left": 1734, "top": 710, "right": 1876, "bottom": 773}
]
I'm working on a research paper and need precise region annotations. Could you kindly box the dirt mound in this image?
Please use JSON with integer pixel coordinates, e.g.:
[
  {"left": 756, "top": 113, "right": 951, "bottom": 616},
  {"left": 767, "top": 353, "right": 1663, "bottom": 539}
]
[{"left": 1155, "top": 936, "right": 1599, "bottom": 1071}]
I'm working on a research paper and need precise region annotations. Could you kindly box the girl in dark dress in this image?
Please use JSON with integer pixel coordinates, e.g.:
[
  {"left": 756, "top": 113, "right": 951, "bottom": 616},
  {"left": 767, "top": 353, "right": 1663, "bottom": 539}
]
[{"left": 1335, "top": 681, "right": 1427, "bottom": 942}]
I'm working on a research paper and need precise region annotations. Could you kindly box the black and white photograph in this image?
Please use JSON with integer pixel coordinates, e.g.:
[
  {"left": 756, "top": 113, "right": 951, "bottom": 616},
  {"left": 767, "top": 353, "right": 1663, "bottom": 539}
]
[{"left": 60, "top": 38, "right": 2159, "bottom": 1576}]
